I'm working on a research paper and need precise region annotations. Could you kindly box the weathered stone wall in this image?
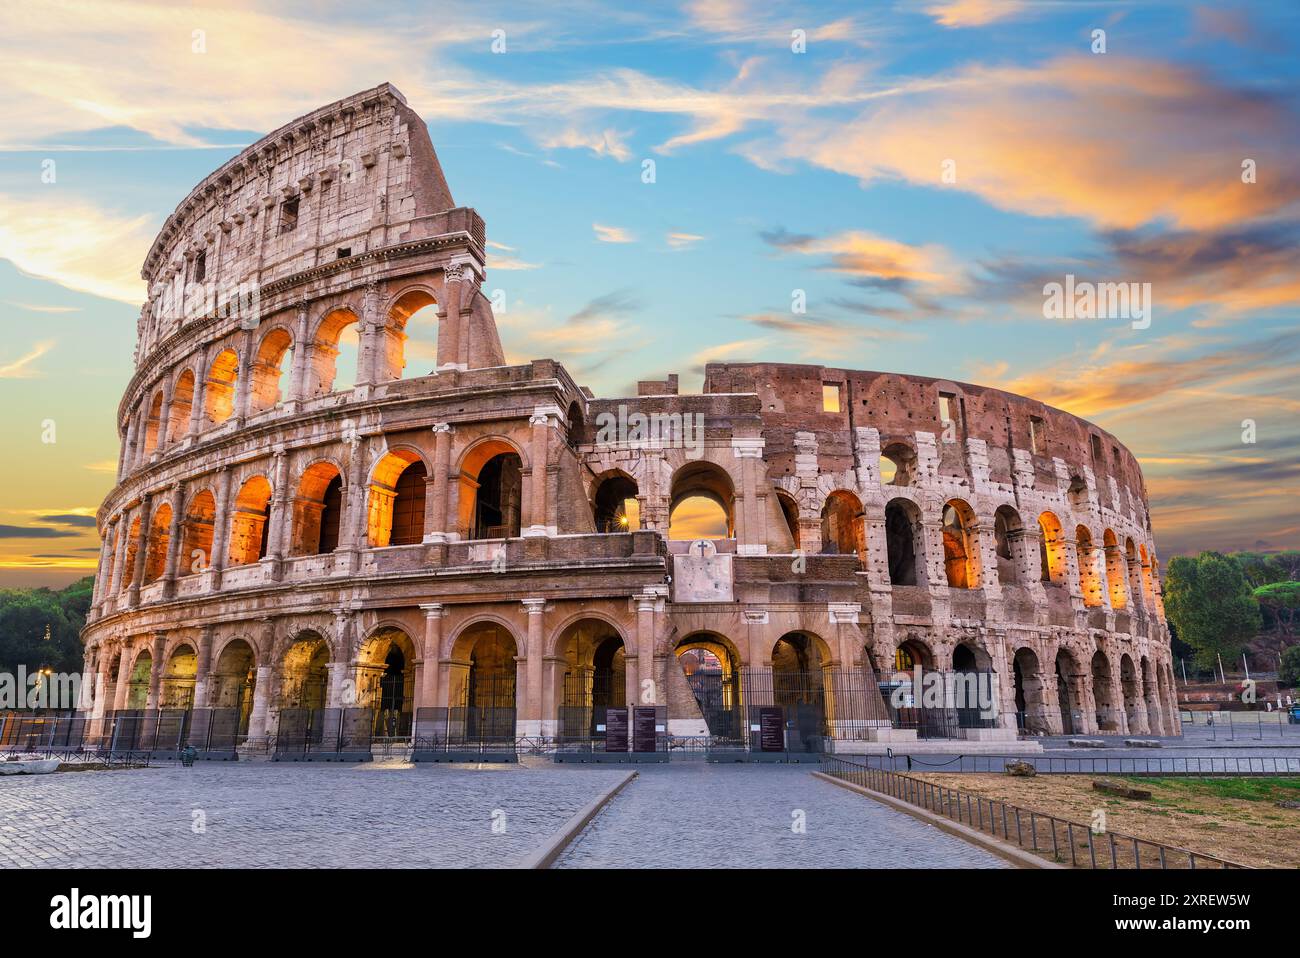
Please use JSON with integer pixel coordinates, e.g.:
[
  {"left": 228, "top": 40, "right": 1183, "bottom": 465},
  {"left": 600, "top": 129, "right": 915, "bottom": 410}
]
[{"left": 79, "top": 86, "right": 1179, "bottom": 746}]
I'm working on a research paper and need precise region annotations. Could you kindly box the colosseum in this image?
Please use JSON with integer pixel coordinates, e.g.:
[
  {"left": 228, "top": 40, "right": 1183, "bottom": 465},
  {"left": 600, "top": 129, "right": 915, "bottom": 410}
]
[{"left": 78, "top": 84, "right": 1179, "bottom": 760}]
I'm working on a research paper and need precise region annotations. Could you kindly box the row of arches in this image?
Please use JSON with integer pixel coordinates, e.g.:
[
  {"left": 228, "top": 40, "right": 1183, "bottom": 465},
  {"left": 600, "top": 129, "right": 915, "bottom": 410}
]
[
  {"left": 122, "top": 290, "right": 445, "bottom": 472},
  {"left": 108, "top": 441, "right": 528, "bottom": 590}
]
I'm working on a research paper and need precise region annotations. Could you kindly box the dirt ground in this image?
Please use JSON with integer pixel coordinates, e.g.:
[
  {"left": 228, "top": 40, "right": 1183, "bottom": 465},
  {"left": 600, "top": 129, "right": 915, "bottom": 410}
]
[{"left": 910, "top": 773, "right": 1300, "bottom": 868}]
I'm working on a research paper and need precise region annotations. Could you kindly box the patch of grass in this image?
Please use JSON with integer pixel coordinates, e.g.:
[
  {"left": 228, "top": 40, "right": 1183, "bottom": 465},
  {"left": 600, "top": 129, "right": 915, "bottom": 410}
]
[{"left": 1127, "top": 776, "right": 1300, "bottom": 803}]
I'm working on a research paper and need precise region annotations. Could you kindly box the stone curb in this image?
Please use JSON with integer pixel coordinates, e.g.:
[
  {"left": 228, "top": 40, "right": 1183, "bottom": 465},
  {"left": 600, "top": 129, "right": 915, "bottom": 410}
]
[
  {"left": 517, "top": 770, "right": 638, "bottom": 869},
  {"left": 812, "top": 771, "right": 1063, "bottom": 870}
]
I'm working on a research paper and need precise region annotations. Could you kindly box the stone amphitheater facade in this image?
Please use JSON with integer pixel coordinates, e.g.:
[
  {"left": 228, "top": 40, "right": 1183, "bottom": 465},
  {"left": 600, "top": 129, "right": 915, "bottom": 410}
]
[{"left": 79, "top": 84, "right": 1179, "bottom": 749}]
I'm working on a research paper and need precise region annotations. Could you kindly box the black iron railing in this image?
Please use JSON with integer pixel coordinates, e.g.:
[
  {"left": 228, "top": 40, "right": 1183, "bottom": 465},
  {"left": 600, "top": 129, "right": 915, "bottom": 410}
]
[{"left": 821, "top": 755, "right": 1247, "bottom": 869}]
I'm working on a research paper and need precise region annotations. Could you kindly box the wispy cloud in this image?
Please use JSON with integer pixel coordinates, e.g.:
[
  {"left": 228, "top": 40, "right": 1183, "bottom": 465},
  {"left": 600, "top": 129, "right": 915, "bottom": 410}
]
[
  {"left": 0, "top": 339, "right": 55, "bottom": 378},
  {"left": 0, "top": 192, "right": 150, "bottom": 303},
  {"left": 666, "top": 232, "right": 705, "bottom": 249},
  {"left": 923, "top": 0, "right": 1028, "bottom": 28},
  {"left": 593, "top": 223, "right": 636, "bottom": 244}
]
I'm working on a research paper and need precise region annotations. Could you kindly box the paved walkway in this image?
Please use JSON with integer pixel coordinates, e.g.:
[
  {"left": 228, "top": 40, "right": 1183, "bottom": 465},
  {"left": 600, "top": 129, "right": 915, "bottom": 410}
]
[
  {"left": 0, "top": 761, "right": 1007, "bottom": 869},
  {"left": 0, "top": 762, "right": 627, "bottom": 868},
  {"left": 555, "top": 764, "right": 1007, "bottom": 868}
]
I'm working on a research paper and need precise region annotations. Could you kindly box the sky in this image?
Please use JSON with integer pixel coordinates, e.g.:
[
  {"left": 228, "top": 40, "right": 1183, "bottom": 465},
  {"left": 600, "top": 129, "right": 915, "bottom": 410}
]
[{"left": 0, "top": 0, "right": 1297, "bottom": 588}]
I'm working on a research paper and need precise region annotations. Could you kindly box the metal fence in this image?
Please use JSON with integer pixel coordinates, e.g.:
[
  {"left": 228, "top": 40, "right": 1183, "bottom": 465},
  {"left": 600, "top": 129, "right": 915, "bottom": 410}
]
[
  {"left": 274, "top": 707, "right": 373, "bottom": 758},
  {"left": 834, "top": 751, "right": 1300, "bottom": 775},
  {"left": 878, "top": 670, "right": 1000, "bottom": 739},
  {"left": 820, "top": 755, "right": 1247, "bottom": 869}
]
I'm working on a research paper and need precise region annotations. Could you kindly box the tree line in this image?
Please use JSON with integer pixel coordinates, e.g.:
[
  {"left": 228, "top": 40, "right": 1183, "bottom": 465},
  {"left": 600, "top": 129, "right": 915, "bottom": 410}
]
[
  {"left": 1164, "top": 551, "right": 1300, "bottom": 685},
  {"left": 0, "top": 576, "right": 94, "bottom": 677}
]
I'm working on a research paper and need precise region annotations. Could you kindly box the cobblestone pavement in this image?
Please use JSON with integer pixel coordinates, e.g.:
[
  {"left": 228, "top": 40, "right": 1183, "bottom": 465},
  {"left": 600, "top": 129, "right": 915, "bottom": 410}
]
[
  {"left": 555, "top": 764, "right": 1007, "bottom": 868},
  {"left": 0, "top": 762, "right": 628, "bottom": 868}
]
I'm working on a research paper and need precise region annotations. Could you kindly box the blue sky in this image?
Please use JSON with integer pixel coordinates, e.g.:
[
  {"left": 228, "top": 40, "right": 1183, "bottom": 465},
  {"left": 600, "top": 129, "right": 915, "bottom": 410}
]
[{"left": 1, "top": 0, "right": 1298, "bottom": 586}]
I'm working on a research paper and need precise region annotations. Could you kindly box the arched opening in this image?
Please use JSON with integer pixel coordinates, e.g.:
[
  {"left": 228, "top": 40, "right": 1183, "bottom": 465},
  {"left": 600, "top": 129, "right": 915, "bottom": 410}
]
[
  {"left": 456, "top": 442, "right": 523, "bottom": 541},
  {"left": 668, "top": 461, "right": 734, "bottom": 540},
  {"left": 167, "top": 369, "right": 195, "bottom": 443},
  {"left": 1056, "top": 649, "right": 1080, "bottom": 735},
  {"left": 142, "top": 391, "right": 164, "bottom": 456},
  {"left": 291, "top": 462, "right": 344, "bottom": 556},
  {"left": 1141, "top": 656, "right": 1160, "bottom": 733},
  {"left": 879, "top": 441, "right": 916, "bottom": 486},
  {"left": 1038, "top": 512, "right": 1067, "bottom": 584},
  {"left": 776, "top": 490, "right": 800, "bottom": 551},
  {"left": 566, "top": 400, "right": 587, "bottom": 447},
  {"left": 227, "top": 476, "right": 272, "bottom": 566},
  {"left": 1139, "top": 544, "right": 1158, "bottom": 607},
  {"left": 993, "top": 505, "right": 1021, "bottom": 585},
  {"left": 1091, "top": 650, "right": 1117, "bottom": 730},
  {"left": 557, "top": 619, "right": 626, "bottom": 741},
  {"left": 1103, "top": 529, "right": 1127, "bottom": 609},
  {"left": 675, "top": 633, "right": 743, "bottom": 742},
  {"left": 358, "top": 628, "right": 417, "bottom": 738},
  {"left": 1076, "top": 525, "right": 1102, "bottom": 607},
  {"left": 126, "top": 650, "right": 151, "bottom": 709},
  {"left": 204, "top": 349, "right": 239, "bottom": 425},
  {"left": 211, "top": 639, "right": 256, "bottom": 736},
  {"left": 142, "top": 502, "right": 172, "bottom": 584},
  {"left": 820, "top": 490, "right": 864, "bottom": 557},
  {"left": 249, "top": 327, "right": 294, "bottom": 413},
  {"left": 391, "top": 289, "right": 438, "bottom": 380},
  {"left": 1013, "top": 647, "right": 1049, "bottom": 733},
  {"left": 1120, "top": 654, "right": 1142, "bottom": 732},
  {"left": 180, "top": 489, "right": 215, "bottom": 576},
  {"left": 309, "top": 308, "right": 361, "bottom": 395},
  {"left": 884, "top": 498, "right": 922, "bottom": 586},
  {"left": 1125, "top": 538, "right": 1143, "bottom": 611},
  {"left": 592, "top": 471, "right": 639, "bottom": 533},
  {"left": 119, "top": 516, "right": 141, "bottom": 592},
  {"left": 942, "top": 498, "right": 980, "bottom": 589},
  {"left": 278, "top": 633, "right": 330, "bottom": 711},
  {"left": 160, "top": 644, "right": 197, "bottom": 710},
  {"left": 952, "top": 641, "right": 993, "bottom": 728},
  {"left": 368, "top": 451, "right": 427, "bottom": 547},
  {"left": 770, "top": 632, "right": 832, "bottom": 746},
  {"left": 450, "top": 622, "right": 518, "bottom": 740}
]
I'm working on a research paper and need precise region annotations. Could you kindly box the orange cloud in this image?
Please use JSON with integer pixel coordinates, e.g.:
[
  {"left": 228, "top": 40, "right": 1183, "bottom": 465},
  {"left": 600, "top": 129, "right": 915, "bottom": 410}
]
[{"left": 765, "top": 55, "right": 1299, "bottom": 231}]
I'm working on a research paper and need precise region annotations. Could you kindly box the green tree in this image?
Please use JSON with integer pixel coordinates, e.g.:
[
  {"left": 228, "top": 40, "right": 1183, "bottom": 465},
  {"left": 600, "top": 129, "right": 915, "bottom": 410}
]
[
  {"left": 1164, "top": 552, "right": 1261, "bottom": 671},
  {"left": 1281, "top": 645, "right": 1300, "bottom": 688},
  {"left": 1230, "top": 551, "right": 1289, "bottom": 589},
  {"left": 0, "top": 576, "right": 93, "bottom": 676}
]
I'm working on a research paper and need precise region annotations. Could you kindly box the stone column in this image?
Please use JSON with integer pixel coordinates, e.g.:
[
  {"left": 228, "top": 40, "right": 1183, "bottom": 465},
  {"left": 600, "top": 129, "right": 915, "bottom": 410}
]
[
  {"left": 339, "top": 436, "right": 366, "bottom": 562},
  {"left": 112, "top": 643, "right": 133, "bottom": 713},
  {"left": 92, "top": 520, "right": 115, "bottom": 608},
  {"left": 208, "top": 466, "right": 232, "bottom": 588},
  {"left": 417, "top": 604, "right": 445, "bottom": 712},
  {"left": 191, "top": 625, "right": 216, "bottom": 709},
  {"left": 187, "top": 344, "right": 209, "bottom": 438},
  {"left": 636, "top": 591, "right": 658, "bottom": 705},
  {"left": 121, "top": 414, "right": 138, "bottom": 477},
  {"left": 161, "top": 484, "right": 184, "bottom": 597},
  {"left": 437, "top": 265, "right": 464, "bottom": 370},
  {"left": 732, "top": 438, "right": 766, "bottom": 554},
  {"left": 154, "top": 380, "right": 173, "bottom": 459},
  {"left": 521, "top": 599, "right": 546, "bottom": 734},
  {"left": 266, "top": 444, "right": 291, "bottom": 562},
  {"left": 423, "top": 422, "right": 454, "bottom": 543},
  {"left": 289, "top": 300, "right": 311, "bottom": 402},
  {"left": 127, "top": 492, "right": 153, "bottom": 607},
  {"left": 233, "top": 327, "right": 255, "bottom": 422},
  {"left": 524, "top": 407, "right": 557, "bottom": 536},
  {"left": 245, "top": 666, "right": 274, "bottom": 743},
  {"left": 145, "top": 631, "right": 166, "bottom": 709}
]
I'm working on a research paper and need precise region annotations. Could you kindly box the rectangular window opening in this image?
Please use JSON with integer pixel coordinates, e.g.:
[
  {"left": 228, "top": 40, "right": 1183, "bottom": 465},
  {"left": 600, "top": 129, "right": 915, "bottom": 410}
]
[
  {"left": 279, "top": 197, "right": 300, "bottom": 234},
  {"left": 822, "top": 383, "right": 842, "bottom": 413}
]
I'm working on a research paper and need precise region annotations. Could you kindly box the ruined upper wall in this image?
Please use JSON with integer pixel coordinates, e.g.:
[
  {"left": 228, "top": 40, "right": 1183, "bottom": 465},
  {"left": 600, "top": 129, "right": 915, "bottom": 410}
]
[
  {"left": 704, "top": 361, "right": 1151, "bottom": 522},
  {"left": 135, "top": 83, "right": 469, "bottom": 363}
]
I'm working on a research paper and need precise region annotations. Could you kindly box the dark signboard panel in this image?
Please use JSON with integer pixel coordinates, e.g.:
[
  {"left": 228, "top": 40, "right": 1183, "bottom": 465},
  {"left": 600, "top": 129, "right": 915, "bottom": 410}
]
[
  {"left": 632, "top": 706, "right": 658, "bottom": 753},
  {"left": 759, "top": 707, "right": 785, "bottom": 752},
  {"left": 605, "top": 707, "right": 628, "bottom": 752}
]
